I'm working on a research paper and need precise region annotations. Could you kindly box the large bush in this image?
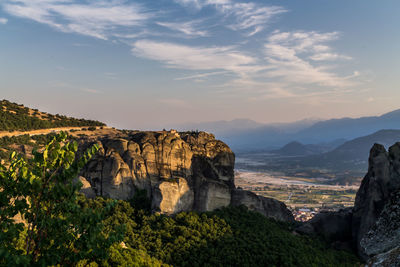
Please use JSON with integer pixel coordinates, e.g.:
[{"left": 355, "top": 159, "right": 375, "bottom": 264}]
[{"left": 0, "top": 132, "right": 121, "bottom": 266}]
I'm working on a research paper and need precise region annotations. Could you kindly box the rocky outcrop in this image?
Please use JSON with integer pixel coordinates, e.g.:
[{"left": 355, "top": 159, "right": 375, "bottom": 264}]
[
  {"left": 367, "top": 247, "right": 400, "bottom": 267},
  {"left": 79, "top": 130, "right": 293, "bottom": 222},
  {"left": 231, "top": 189, "right": 294, "bottom": 222},
  {"left": 296, "top": 208, "right": 353, "bottom": 250},
  {"left": 295, "top": 142, "right": 400, "bottom": 263},
  {"left": 352, "top": 143, "right": 400, "bottom": 259},
  {"left": 361, "top": 190, "right": 400, "bottom": 264}
]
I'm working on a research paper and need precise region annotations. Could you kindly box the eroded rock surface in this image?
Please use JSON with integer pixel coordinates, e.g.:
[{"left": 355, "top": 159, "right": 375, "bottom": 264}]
[
  {"left": 78, "top": 130, "right": 294, "bottom": 222},
  {"left": 296, "top": 208, "right": 353, "bottom": 250},
  {"left": 295, "top": 142, "right": 400, "bottom": 264},
  {"left": 231, "top": 189, "right": 294, "bottom": 222},
  {"left": 80, "top": 131, "right": 233, "bottom": 214},
  {"left": 361, "top": 190, "right": 400, "bottom": 262},
  {"left": 367, "top": 247, "right": 400, "bottom": 267},
  {"left": 352, "top": 143, "right": 400, "bottom": 259}
]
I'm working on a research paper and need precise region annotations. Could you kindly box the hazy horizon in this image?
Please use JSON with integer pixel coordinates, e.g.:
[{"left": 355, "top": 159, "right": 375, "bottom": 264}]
[{"left": 1, "top": 0, "right": 399, "bottom": 130}]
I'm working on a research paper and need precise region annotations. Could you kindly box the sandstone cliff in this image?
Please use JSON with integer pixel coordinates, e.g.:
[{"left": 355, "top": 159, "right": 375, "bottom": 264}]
[{"left": 79, "top": 130, "right": 294, "bottom": 222}]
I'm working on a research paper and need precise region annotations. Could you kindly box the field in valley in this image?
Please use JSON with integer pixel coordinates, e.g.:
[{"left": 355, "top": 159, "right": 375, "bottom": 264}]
[{"left": 234, "top": 169, "right": 360, "bottom": 221}]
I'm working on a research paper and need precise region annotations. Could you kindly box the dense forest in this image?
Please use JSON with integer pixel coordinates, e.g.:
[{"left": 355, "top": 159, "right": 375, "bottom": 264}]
[
  {"left": 0, "top": 100, "right": 105, "bottom": 131},
  {"left": 82, "top": 198, "right": 360, "bottom": 267}
]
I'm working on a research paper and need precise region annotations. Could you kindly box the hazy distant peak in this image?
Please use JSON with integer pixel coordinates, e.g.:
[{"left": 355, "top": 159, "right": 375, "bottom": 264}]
[{"left": 379, "top": 109, "right": 400, "bottom": 119}]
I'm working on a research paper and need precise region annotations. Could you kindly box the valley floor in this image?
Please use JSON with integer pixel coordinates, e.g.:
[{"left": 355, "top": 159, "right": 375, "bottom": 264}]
[{"left": 234, "top": 170, "right": 359, "bottom": 222}]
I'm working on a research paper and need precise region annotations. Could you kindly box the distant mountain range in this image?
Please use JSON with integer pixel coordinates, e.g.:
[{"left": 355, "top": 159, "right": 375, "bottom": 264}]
[
  {"left": 176, "top": 109, "right": 400, "bottom": 152},
  {"left": 307, "top": 129, "right": 400, "bottom": 171},
  {"left": 268, "top": 129, "right": 400, "bottom": 173},
  {"left": 271, "top": 140, "right": 344, "bottom": 156}
]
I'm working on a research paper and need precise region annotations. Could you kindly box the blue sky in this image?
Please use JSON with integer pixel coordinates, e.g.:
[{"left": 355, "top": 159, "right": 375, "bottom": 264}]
[{"left": 0, "top": 0, "right": 399, "bottom": 129}]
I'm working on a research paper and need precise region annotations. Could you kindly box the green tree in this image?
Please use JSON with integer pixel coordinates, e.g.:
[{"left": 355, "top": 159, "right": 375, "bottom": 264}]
[{"left": 0, "top": 132, "right": 122, "bottom": 266}]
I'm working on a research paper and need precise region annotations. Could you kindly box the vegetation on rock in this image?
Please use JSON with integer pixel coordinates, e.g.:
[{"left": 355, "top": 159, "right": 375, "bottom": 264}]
[{"left": 0, "top": 99, "right": 105, "bottom": 131}]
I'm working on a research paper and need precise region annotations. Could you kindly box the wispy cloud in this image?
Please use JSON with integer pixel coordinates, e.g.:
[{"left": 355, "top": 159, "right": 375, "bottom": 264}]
[
  {"left": 156, "top": 20, "right": 208, "bottom": 37},
  {"left": 2, "top": 0, "right": 150, "bottom": 39},
  {"left": 174, "top": 0, "right": 286, "bottom": 36},
  {"left": 132, "top": 40, "right": 257, "bottom": 75},
  {"left": 263, "top": 30, "right": 355, "bottom": 88},
  {"left": 175, "top": 70, "right": 230, "bottom": 80},
  {"left": 174, "top": 0, "right": 230, "bottom": 10},
  {"left": 0, "top": 17, "right": 8, "bottom": 24},
  {"left": 223, "top": 3, "right": 287, "bottom": 36},
  {"left": 310, "top": 53, "right": 352, "bottom": 61}
]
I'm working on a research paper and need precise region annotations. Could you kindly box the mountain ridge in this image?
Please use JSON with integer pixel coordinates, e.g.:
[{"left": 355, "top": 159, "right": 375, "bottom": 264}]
[{"left": 214, "top": 109, "right": 400, "bottom": 151}]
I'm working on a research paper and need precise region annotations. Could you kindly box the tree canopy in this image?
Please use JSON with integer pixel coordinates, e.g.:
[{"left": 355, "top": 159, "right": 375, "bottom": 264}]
[{"left": 0, "top": 132, "right": 121, "bottom": 266}]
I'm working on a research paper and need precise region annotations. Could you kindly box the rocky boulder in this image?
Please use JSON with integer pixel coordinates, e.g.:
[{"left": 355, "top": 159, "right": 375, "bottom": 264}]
[
  {"left": 231, "top": 189, "right": 294, "bottom": 222},
  {"left": 296, "top": 208, "right": 353, "bottom": 250}
]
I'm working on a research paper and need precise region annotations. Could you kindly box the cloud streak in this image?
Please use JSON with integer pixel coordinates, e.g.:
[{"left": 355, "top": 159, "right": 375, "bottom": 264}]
[
  {"left": 174, "top": 0, "right": 287, "bottom": 36},
  {"left": 263, "top": 30, "right": 356, "bottom": 88},
  {"left": 132, "top": 40, "right": 257, "bottom": 75},
  {"left": 0, "top": 17, "right": 7, "bottom": 24},
  {"left": 156, "top": 20, "right": 209, "bottom": 37},
  {"left": 3, "top": 0, "right": 150, "bottom": 39}
]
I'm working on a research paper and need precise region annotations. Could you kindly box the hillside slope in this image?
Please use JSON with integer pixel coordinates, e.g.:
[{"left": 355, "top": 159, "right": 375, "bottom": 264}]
[
  {"left": 0, "top": 99, "right": 105, "bottom": 131},
  {"left": 305, "top": 129, "right": 400, "bottom": 171}
]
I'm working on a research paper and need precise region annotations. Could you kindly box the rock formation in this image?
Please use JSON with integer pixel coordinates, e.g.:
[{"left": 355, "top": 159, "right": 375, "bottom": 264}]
[
  {"left": 296, "top": 208, "right": 353, "bottom": 249},
  {"left": 231, "top": 189, "right": 294, "bottom": 222},
  {"left": 297, "top": 142, "right": 400, "bottom": 263},
  {"left": 79, "top": 130, "right": 294, "bottom": 222},
  {"left": 352, "top": 143, "right": 400, "bottom": 259},
  {"left": 361, "top": 190, "right": 400, "bottom": 261}
]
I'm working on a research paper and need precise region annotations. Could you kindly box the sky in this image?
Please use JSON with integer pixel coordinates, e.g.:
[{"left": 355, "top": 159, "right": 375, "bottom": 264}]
[{"left": 0, "top": 0, "right": 399, "bottom": 129}]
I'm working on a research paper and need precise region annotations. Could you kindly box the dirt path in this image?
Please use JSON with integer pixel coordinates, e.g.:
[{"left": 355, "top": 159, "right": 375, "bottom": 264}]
[{"left": 0, "top": 126, "right": 106, "bottom": 138}]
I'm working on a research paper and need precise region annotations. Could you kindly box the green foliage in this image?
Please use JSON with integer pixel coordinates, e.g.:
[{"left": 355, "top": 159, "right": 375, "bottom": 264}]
[
  {"left": 130, "top": 189, "right": 152, "bottom": 212},
  {"left": 83, "top": 198, "right": 360, "bottom": 267},
  {"left": 0, "top": 135, "right": 33, "bottom": 147},
  {"left": 0, "top": 99, "right": 105, "bottom": 131},
  {"left": 0, "top": 132, "right": 122, "bottom": 266}
]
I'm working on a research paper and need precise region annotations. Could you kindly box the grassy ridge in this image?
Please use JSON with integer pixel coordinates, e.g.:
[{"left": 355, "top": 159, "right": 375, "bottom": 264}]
[{"left": 0, "top": 99, "right": 105, "bottom": 131}]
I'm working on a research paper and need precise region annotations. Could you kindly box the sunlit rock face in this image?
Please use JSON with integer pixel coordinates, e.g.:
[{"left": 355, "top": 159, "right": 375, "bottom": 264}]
[
  {"left": 79, "top": 130, "right": 293, "bottom": 222},
  {"left": 80, "top": 131, "right": 235, "bottom": 214}
]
